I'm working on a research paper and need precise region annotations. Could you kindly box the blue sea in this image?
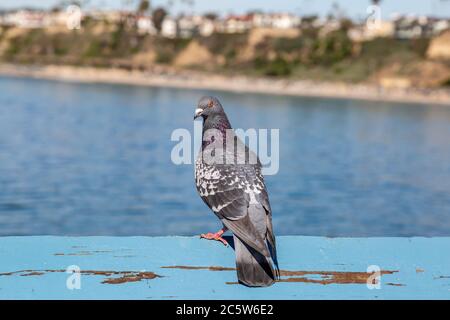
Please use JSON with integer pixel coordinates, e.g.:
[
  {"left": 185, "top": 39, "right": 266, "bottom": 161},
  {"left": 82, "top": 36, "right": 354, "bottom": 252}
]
[{"left": 0, "top": 76, "right": 450, "bottom": 236}]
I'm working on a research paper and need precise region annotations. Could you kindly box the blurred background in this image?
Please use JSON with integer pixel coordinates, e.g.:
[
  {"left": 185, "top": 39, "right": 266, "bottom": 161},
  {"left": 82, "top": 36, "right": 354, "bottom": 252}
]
[{"left": 0, "top": 1, "right": 449, "bottom": 237}]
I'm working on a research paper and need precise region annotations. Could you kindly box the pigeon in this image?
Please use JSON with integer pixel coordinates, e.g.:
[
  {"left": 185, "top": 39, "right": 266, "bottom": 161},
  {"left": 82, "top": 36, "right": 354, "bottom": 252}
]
[{"left": 194, "top": 96, "right": 279, "bottom": 287}]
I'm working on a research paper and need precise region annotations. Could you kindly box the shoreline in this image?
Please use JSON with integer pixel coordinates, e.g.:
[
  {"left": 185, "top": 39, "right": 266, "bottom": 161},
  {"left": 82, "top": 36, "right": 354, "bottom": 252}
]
[{"left": 1, "top": 63, "right": 449, "bottom": 106}]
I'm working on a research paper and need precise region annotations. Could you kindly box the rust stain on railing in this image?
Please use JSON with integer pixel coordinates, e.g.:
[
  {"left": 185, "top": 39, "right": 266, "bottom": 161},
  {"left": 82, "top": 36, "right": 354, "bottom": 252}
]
[
  {"left": 0, "top": 269, "right": 162, "bottom": 284},
  {"left": 0, "top": 265, "right": 402, "bottom": 286},
  {"left": 162, "top": 265, "right": 402, "bottom": 286},
  {"left": 161, "top": 265, "right": 235, "bottom": 271}
]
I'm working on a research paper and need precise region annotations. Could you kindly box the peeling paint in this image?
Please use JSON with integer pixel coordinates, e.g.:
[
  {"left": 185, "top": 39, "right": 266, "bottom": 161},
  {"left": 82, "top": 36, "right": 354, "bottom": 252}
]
[
  {"left": 434, "top": 275, "right": 450, "bottom": 279},
  {"left": 54, "top": 250, "right": 111, "bottom": 256},
  {"left": 0, "top": 265, "right": 400, "bottom": 286},
  {"left": 163, "top": 265, "right": 399, "bottom": 286},
  {"left": 0, "top": 269, "right": 162, "bottom": 285},
  {"left": 161, "top": 266, "right": 235, "bottom": 271},
  {"left": 0, "top": 236, "right": 449, "bottom": 299},
  {"left": 278, "top": 270, "right": 397, "bottom": 285},
  {"left": 21, "top": 272, "right": 45, "bottom": 277}
]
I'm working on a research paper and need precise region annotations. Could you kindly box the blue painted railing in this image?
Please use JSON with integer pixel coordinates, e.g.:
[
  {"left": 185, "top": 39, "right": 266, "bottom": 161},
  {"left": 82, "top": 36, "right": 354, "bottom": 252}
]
[{"left": 0, "top": 236, "right": 449, "bottom": 299}]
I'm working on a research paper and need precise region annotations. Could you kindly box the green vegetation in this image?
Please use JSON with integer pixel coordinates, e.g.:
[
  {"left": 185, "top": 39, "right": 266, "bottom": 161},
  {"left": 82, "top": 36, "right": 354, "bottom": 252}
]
[
  {"left": 199, "top": 32, "right": 248, "bottom": 66},
  {"left": 154, "top": 38, "right": 191, "bottom": 64},
  {"left": 253, "top": 56, "right": 292, "bottom": 77},
  {"left": 0, "top": 20, "right": 447, "bottom": 87}
]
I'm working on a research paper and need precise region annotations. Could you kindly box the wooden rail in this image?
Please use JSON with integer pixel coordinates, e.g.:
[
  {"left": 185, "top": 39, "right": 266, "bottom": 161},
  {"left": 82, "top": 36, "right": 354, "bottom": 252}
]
[{"left": 0, "top": 236, "right": 449, "bottom": 299}]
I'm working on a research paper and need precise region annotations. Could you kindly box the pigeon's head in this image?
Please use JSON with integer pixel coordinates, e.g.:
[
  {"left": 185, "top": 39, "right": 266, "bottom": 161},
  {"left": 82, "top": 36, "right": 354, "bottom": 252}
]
[{"left": 194, "top": 96, "right": 225, "bottom": 120}]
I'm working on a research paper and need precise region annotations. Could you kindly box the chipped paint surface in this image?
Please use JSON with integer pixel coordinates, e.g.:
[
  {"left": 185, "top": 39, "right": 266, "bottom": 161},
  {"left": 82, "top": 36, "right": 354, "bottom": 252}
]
[
  {"left": 163, "top": 266, "right": 400, "bottom": 285},
  {"left": 0, "top": 236, "right": 449, "bottom": 299},
  {"left": 0, "top": 269, "right": 162, "bottom": 284}
]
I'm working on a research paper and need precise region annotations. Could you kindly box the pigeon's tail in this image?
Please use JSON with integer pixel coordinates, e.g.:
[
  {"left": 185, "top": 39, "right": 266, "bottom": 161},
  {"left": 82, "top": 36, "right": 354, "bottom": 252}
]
[{"left": 233, "top": 235, "right": 277, "bottom": 287}]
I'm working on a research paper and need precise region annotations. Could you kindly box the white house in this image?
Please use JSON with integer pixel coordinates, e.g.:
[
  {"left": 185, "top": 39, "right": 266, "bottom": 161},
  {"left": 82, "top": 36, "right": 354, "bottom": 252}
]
[
  {"left": 88, "top": 10, "right": 122, "bottom": 23},
  {"left": 198, "top": 18, "right": 215, "bottom": 37},
  {"left": 161, "top": 16, "right": 177, "bottom": 38},
  {"left": 137, "top": 16, "right": 157, "bottom": 35},
  {"left": 252, "top": 13, "right": 300, "bottom": 29},
  {"left": 271, "top": 13, "right": 301, "bottom": 29},
  {"left": 252, "top": 13, "right": 272, "bottom": 28},
  {"left": 222, "top": 14, "right": 252, "bottom": 33},
  {"left": 433, "top": 19, "right": 450, "bottom": 34},
  {"left": 348, "top": 20, "right": 395, "bottom": 42},
  {"left": 3, "top": 10, "right": 49, "bottom": 28},
  {"left": 177, "top": 15, "right": 197, "bottom": 38},
  {"left": 394, "top": 15, "right": 424, "bottom": 39}
]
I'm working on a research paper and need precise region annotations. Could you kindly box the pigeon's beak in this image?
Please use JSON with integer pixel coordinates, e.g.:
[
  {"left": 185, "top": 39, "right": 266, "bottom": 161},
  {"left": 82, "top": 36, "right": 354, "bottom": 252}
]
[{"left": 194, "top": 108, "right": 203, "bottom": 120}]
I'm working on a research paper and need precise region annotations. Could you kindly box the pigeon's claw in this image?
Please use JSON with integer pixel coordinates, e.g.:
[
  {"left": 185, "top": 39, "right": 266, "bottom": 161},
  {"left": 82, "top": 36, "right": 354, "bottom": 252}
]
[{"left": 200, "top": 231, "right": 228, "bottom": 246}]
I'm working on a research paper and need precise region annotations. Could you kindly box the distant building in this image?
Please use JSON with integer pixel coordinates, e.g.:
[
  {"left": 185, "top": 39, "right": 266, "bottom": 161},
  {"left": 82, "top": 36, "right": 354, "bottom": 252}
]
[
  {"left": 252, "top": 13, "right": 272, "bottom": 28},
  {"left": 2, "top": 10, "right": 49, "bottom": 28},
  {"left": 49, "top": 6, "right": 83, "bottom": 30},
  {"left": 4, "top": 7, "right": 448, "bottom": 43},
  {"left": 0, "top": 8, "right": 85, "bottom": 29},
  {"left": 198, "top": 18, "right": 215, "bottom": 37},
  {"left": 161, "top": 16, "right": 177, "bottom": 38},
  {"left": 137, "top": 16, "right": 157, "bottom": 35},
  {"left": 157, "top": 15, "right": 218, "bottom": 38},
  {"left": 252, "top": 13, "right": 300, "bottom": 29},
  {"left": 177, "top": 15, "right": 197, "bottom": 38},
  {"left": 221, "top": 14, "right": 253, "bottom": 33},
  {"left": 348, "top": 20, "right": 394, "bottom": 42},
  {"left": 433, "top": 19, "right": 450, "bottom": 35},
  {"left": 392, "top": 15, "right": 449, "bottom": 39},
  {"left": 88, "top": 10, "right": 122, "bottom": 24},
  {"left": 271, "top": 13, "right": 301, "bottom": 29}
]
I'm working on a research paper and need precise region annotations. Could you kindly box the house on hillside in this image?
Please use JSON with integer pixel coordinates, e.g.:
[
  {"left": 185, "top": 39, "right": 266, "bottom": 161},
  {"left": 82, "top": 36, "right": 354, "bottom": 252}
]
[
  {"left": 88, "top": 10, "right": 122, "bottom": 24},
  {"left": 177, "top": 15, "right": 198, "bottom": 38},
  {"left": 198, "top": 17, "right": 215, "bottom": 37},
  {"left": 270, "top": 13, "right": 301, "bottom": 29},
  {"left": 220, "top": 14, "right": 253, "bottom": 33},
  {"left": 392, "top": 15, "right": 442, "bottom": 39},
  {"left": 2, "top": 10, "right": 49, "bottom": 28},
  {"left": 433, "top": 19, "right": 450, "bottom": 35},
  {"left": 252, "top": 13, "right": 300, "bottom": 29},
  {"left": 348, "top": 20, "right": 394, "bottom": 42},
  {"left": 161, "top": 16, "right": 177, "bottom": 38},
  {"left": 137, "top": 16, "right": 157, "bottom": 35}
]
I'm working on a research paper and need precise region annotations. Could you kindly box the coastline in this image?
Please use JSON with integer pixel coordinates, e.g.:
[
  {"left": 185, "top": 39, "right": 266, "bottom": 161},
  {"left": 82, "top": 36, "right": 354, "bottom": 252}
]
[{"left": 1, "top": 63, "right": 449, "bottom": 106}]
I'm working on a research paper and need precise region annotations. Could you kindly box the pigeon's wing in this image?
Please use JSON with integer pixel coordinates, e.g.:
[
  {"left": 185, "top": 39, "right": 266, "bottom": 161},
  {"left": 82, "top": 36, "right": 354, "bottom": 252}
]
[{"left": 195, "top": 137, "right": 272, "bottom": 256}]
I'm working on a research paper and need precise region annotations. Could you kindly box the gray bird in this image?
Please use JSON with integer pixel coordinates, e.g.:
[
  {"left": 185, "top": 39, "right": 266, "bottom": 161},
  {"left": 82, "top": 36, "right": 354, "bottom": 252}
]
[{"left": 194, "top": 96, "right": 279, "bottom": 287}]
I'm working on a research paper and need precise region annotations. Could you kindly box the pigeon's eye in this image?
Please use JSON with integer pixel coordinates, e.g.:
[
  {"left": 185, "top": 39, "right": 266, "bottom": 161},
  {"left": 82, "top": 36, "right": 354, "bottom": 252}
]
[{"left": 207, "top": 100, "right": 214, "bottom": 108}]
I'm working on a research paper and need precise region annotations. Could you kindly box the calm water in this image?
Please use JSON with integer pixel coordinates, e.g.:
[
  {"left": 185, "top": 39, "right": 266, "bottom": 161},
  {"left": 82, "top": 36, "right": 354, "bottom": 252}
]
[{"left": 0, "top": 76, "right": 450, "bottom": 236}]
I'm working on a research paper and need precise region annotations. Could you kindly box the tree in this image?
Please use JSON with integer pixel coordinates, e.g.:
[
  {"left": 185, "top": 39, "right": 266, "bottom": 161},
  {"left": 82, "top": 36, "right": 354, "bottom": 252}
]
[
  {"left": 137, "top": 0, "right": 150, "bottom": 14},
  {"left": 203, "top": 12, "right": 218, "bottom": 21},
  {"left": 152, "top": 7, "right": 167, "bottom": 33}
]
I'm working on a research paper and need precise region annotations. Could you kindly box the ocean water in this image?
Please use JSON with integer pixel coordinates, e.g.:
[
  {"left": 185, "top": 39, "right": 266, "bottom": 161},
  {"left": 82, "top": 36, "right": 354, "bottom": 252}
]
[{"left": 0, "top": 76, "right": 450, "bottom": 237}]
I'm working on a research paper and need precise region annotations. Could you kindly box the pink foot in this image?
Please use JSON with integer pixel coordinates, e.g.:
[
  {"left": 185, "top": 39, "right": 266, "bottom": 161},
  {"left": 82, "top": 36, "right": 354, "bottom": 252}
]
[{"left": 200, "top": 228, "right": 228, "bottom": 246}]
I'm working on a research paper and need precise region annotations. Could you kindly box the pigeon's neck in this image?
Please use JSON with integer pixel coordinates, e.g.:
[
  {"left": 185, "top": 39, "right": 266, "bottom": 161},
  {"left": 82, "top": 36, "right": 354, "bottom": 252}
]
[{"left": 202, "top": 114, "right": 232, "bottom": 149}]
